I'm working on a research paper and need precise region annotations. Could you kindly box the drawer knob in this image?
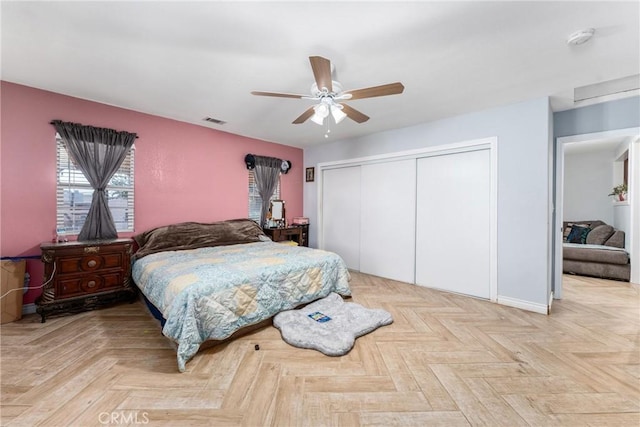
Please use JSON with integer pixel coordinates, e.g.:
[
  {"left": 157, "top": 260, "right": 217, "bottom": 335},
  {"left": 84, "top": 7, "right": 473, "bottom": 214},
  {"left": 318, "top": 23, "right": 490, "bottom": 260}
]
[
  {"left": 87, "top": 260, "right": 97, "bottom": 268},
  {"left": 87, "top": 280, "right": 96, "bottom": 288}
]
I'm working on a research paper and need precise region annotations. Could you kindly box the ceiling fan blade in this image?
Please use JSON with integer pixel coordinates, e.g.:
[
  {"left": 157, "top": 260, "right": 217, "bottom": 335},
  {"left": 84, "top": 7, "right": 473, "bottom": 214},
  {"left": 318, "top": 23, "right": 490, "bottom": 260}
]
[
  {"left": 292, "top": 107, "right": 315, "bottom": 124},
  {"left": 251, "top": 91, "right": 306, "bottom": 99},
  {"left": 343, "top": 82, "right": 404, "bottom": 100},
  {"left": 309, "top": 56, "right": 333, "bottom": 92},
  {"left": 340, "top": 103, "right": 370, "bottom": 123}
]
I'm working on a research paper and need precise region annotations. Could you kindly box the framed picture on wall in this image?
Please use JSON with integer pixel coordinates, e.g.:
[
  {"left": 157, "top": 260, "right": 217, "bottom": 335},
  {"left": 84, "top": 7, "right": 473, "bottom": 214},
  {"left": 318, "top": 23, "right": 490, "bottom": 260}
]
[{"left": 306, "top": 167, "right": 315, "bottom": 182}]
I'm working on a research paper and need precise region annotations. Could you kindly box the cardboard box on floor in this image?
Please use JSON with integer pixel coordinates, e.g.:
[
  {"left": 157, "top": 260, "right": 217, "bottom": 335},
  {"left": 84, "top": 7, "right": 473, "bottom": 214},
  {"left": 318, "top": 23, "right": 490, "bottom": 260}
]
[{"left": 1, "top": 260, "right": 25, "bottom": 324}]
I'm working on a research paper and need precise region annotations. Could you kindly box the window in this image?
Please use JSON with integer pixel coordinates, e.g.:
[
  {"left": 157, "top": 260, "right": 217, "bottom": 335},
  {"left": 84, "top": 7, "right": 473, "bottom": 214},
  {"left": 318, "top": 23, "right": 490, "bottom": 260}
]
[
  {"left": 56, "top": 135, "right": 135, "bottom": 234},
  {"left": 248, "top": 171, "right": 280, "bottom": 223}
]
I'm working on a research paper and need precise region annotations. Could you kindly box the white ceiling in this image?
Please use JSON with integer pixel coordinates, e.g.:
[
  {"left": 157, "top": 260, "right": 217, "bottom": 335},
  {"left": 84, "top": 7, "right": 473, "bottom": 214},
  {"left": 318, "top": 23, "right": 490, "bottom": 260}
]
[{"left": 2, "top": 1, "right": 639, "bottom": 148}]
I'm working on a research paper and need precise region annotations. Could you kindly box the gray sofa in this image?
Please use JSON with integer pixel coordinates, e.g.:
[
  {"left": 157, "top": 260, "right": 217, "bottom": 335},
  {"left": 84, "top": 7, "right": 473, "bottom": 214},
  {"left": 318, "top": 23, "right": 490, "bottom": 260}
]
[{"left": 562, "top": 220, "right": 630, "bottom": 281}]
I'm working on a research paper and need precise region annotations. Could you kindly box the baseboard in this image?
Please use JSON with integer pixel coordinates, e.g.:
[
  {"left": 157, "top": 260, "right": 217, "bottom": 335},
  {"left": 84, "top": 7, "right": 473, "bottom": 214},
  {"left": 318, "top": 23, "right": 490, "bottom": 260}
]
[
  {"left": 22, "top": 303, "right": 37, "bottom": 315},
  {"left": 497, "top": 295, "right": 549, "bottom": 315}
]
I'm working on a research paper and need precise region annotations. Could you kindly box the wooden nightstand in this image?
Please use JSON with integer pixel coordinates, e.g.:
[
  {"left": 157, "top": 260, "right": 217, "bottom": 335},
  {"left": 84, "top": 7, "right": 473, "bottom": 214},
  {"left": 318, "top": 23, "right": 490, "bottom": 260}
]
[
  {"left": 263, "top": 225, "right": 309, "bottom": 247},
  {"left": 36, "top": 239, "right": 137, "bottom": 322}
]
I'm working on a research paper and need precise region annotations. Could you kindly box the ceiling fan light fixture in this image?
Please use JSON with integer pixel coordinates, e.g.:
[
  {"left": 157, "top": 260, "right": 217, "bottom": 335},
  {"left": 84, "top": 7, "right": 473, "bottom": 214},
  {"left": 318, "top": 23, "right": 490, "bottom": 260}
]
[
  {"left": 331, "top": 105, "right": 347, "bottom": 124},
  {"left": 310, "top": 109, "right": 325, "bottom": 125},
  {"left": 310, "top": 113, "right": 324, "bottom": 125},
  {"left": 251, "top": 56, "right": 403, "bottom": 127},
  {"left": 311, "top": 103, "right": 330, "bottom": 125},
  {"left": 314, "top": 103, "right": 329, "bottom": 117}
]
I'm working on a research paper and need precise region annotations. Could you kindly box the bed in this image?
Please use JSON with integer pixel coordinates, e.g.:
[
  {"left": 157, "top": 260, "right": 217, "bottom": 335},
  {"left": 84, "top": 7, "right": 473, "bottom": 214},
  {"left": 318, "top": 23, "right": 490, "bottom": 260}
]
[{"left": 131, "top": 219, "right": 352, "bottom": 371}]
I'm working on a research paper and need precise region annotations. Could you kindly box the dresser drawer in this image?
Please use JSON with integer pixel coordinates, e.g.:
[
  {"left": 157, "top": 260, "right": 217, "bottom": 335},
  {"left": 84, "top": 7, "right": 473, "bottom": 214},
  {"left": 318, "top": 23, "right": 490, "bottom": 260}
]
[
  {"left": 56, "top": 272, "right": 124, "bottom": 298},
  {"left": 263, "top": 225, "right": 309, "bottom": 247},
  {"left": 37, "top": 238, "right": 135, "bottom": 322},
  {"left": 281, "top": 228, "right": 300, "bottom": 236},
  {"left": 58, "top": 252, "right": 124, "bottom": 274}
]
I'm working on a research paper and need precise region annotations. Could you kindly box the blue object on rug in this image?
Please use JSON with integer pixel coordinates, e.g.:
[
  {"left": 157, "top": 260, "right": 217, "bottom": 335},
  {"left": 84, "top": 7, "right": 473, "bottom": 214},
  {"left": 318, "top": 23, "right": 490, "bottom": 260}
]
[{"left": 273, "top": 292, "right": 393, "bottom": 356}]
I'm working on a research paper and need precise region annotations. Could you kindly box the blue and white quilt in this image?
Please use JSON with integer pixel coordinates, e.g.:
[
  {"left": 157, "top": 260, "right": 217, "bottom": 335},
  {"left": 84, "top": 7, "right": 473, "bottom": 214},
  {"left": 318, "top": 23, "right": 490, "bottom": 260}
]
[{"left": 132, "top": 241, "right": 351, "bottom": 371}]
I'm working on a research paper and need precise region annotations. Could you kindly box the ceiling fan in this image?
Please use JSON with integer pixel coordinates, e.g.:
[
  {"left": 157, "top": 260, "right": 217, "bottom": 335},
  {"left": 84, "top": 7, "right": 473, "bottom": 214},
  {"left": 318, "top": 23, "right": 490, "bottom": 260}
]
[{"left": 251, "top": 56, "right": 404, "bottom": 126}]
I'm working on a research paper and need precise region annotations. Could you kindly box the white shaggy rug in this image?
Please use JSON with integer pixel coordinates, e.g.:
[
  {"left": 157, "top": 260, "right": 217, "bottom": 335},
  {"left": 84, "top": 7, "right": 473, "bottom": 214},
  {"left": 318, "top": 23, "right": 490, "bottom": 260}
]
[{"left": 273, "top": 292, "right": 393, "bottom": 356}]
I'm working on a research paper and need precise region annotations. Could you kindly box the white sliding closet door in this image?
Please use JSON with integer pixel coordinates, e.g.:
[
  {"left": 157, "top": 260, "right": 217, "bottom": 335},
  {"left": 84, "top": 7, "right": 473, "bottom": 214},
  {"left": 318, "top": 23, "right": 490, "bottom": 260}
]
[
  {"left": 360, "top": 159, "right": 416, "bottom": 283},
  {"left": 322, "top": 166, "right": 361, "bottom": 270},
  {"left": 416, "top": 149, "right": 491, "bottom": 299}
]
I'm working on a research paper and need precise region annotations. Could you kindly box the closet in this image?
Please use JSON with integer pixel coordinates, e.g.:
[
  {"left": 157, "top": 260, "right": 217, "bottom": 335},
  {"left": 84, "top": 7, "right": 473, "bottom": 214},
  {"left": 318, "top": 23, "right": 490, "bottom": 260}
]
[
  {"left": 322, "top": 166, "right": 361, "bottom": 270},
  {"left": 359, "top": 159, "right": 416, "bottom": 283},
  {"left": 320, "top": 141, "right": 494, "bottom": 300},
  {"left": 415, "top": 149, "right": 491, "bottom": 299}
]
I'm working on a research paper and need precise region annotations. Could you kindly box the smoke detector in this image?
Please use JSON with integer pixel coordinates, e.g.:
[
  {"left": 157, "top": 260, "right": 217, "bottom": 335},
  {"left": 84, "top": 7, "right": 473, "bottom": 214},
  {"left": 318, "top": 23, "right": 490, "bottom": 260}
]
[{"left": 567, "top": 28, "right": 595, "bottom": 45}]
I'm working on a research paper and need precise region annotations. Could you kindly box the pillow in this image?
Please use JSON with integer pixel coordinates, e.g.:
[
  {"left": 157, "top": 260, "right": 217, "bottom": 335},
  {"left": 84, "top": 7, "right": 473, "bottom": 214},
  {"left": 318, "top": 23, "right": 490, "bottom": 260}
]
[
  {"left": 133, "top": 219, "right": 266, "bottom": 260},
  {"left": 563, "top": 222, "right": 589, "bottom": 241},
  {"left": 567, "top": 225, "right": 590, "bottom": 244},
  {"left": 604, "top": 230, "right": 625, "bottom": 248},
  {"left": 588, "top": 220, "right": 606, "bottom": 229},
  {"left": 585, "top": 225, "right": 615, "bottom": 246}
]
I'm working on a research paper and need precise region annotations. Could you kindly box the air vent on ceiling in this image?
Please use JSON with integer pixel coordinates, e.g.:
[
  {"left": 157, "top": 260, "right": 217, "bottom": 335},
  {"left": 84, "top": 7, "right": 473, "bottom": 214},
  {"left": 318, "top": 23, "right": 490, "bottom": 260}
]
[{"left": 203, "top": 117, "right": 227, "bottom": 125}]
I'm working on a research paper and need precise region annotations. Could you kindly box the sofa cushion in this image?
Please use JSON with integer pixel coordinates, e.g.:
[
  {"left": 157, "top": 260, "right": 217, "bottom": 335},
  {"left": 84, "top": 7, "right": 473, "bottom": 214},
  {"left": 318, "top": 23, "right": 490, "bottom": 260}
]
[
  {"left": 604, "top": 230, "right": 625, "bottom": 248},
  {"left": 567, "top": 225, "right": 590, "bottom": 244},
  {"left": 563, "top": 243, "right": 629, "bottom": 265},
  {"left": 586, "top": 224, "right": 615, "bottom": 245},
  {"left": 563, "top": 259, "right": 630, "bottom": 281}
]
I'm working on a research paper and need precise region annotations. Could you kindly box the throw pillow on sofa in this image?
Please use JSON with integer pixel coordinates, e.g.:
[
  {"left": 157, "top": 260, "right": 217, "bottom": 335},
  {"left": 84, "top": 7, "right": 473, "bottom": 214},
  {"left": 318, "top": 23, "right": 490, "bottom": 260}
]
[
  {"left": 604, "top": 230, "right": 625, "bottom": 248},
  {"left": 585, "top": 224, "right": 615, "bottom": 245},
  {"left": 563, "top": 222, "right": 590, "bottom": 241},
  {"left": 567, "top": 225, "right": 590, "bottom": 244}
]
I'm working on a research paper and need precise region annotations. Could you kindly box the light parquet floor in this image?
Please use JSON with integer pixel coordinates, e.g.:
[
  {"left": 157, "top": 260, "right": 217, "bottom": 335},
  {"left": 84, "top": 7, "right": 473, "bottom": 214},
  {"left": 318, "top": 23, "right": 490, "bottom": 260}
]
[{"left": 1, "top": 273, "right": 639, "bottom": 426}]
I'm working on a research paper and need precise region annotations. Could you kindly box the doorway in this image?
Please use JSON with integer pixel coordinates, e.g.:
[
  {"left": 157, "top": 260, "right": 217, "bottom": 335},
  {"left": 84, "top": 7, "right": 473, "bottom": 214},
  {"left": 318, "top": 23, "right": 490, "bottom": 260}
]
[{"left": 554, "top": 127, "right": 640, "bottom": 298}]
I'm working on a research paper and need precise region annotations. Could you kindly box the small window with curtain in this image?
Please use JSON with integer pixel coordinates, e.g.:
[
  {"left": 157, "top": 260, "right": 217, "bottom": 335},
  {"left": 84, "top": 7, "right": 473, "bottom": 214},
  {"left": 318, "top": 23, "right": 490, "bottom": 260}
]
[
  {"left": 248, "top": 172, "right": 280, "bottom": 223},
  {"left": 56, "top": 135, "right": 135, "bottom": 234}
]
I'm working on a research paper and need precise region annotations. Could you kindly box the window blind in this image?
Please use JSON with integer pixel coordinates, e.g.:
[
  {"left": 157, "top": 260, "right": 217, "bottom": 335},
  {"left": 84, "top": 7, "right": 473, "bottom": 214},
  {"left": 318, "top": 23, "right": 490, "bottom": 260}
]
[
  {"left": 248, "top": 171, "right": 280, "bottom": 223},
  {"left": 56, "top": 136, "right": 135, "bottom": 234}
]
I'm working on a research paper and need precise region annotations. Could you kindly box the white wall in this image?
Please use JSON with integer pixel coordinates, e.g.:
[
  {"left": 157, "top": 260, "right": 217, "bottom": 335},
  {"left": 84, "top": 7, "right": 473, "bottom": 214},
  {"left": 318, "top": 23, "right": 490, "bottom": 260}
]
[
  {"left": 612, "top": 140, "right": 632, "bottom": 246},
  {"left": 304, "top": 97, "right": 552, "bottom": 308},
  {"left": 563, "top": 148, "right": 615, "bottom": 224},
  {"left": 630, "top": 137, "right": 640, "bottom": 283},
  {"left": 613, "top": 204, "right": 630, "bottom": 249}
]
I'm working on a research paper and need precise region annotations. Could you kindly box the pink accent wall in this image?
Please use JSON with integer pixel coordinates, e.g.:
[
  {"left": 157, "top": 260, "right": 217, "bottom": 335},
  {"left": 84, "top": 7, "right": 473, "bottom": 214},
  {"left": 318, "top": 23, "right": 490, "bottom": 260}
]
[{"left": 0, "top": 81, "right": 303, "bottom": 304}]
